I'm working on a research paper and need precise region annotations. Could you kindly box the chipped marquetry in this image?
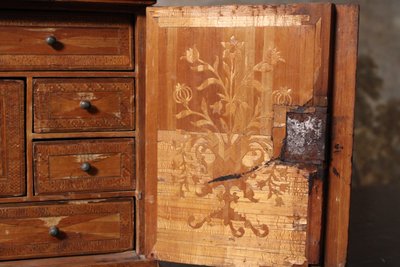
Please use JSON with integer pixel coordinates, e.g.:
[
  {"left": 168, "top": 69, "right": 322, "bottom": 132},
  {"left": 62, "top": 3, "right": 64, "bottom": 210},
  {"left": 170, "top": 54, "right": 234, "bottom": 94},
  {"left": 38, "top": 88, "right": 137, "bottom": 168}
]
[{"left": 146, "top": 3, "right": 333, "bottom": 266}]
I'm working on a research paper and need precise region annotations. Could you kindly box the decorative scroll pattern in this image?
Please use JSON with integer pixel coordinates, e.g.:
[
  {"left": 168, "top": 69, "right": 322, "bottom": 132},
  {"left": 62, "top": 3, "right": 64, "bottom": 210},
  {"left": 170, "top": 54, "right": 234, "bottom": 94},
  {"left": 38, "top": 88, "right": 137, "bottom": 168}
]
[{"left": 159, "top": 36, "right": 298, "bottom": 238}]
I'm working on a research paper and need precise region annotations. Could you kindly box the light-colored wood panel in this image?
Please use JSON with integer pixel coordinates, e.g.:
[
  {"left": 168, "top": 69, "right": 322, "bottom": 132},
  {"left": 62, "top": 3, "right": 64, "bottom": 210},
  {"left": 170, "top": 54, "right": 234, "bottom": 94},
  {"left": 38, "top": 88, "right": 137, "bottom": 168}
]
[{"left": 145, "top": 4, "right": 332, "bottom": 266}]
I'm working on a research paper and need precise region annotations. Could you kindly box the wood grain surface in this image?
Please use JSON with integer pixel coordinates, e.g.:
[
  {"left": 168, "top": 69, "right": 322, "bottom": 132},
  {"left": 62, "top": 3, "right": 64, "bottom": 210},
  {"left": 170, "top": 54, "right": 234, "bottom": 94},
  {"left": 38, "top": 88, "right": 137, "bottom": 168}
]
[
  {"left": 0, "top": 80, "right": 25, "bottom": 197},
  {"left": 33, "top": 78, "right": 135, "bottom": 133},
  {"left": 0, "top": 251, "right": 157, "bottom": 267},
  {"left": 0, "top": 198, "right": 134, "bottom": 260},
  {"left": 33, "top": 138, "right": 135, "bottom": 195},
  {"left": 145, "top": 4, "right": 332, "bottom": 266},
  {"left": 0, "top": 11, "right": 134, "bottom": 70},
  {"left": 324, "top": 5, "right": 359, "bottom": 267},
  {"left": 0, "top": 0, "right": 156, "bottom": 13}
]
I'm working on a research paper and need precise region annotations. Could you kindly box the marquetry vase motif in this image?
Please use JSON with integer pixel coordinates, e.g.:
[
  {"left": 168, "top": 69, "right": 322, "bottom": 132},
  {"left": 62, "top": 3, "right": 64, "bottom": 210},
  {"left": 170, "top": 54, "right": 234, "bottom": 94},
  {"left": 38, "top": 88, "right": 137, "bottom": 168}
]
[{"left": 159, "top": 36, "right": 298, "bottom": 238}]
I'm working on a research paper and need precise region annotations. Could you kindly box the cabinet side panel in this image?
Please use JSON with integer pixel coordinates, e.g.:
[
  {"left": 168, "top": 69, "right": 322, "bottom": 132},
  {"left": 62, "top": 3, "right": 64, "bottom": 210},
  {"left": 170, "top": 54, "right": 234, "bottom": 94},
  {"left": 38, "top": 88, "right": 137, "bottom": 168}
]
[{"left": 324, "top": 4, "right": 359, "bottom": 267}]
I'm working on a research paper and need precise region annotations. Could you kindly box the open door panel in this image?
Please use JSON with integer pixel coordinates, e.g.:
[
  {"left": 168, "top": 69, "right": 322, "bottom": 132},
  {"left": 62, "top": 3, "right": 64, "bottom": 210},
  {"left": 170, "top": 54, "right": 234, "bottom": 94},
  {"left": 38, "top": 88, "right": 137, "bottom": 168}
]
[{"left": 145, "top": 4, "right": 332, "bottom": 266}]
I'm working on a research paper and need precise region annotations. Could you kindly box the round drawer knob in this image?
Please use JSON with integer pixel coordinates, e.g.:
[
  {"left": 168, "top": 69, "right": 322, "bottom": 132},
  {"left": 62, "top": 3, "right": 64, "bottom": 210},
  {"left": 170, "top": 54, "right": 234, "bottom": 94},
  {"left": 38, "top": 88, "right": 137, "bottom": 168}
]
[
  {"left": 80, "top": 100, "right": 91, "bottom": 110},
  {"left": 46, "top": 36, "right": 57, "bottom": 46},
  {"left": 81, "top": 162, "right": 91, "bottom": 172},
  {"left": 49, "top": 226, "right": 60, "bottom": 237}
]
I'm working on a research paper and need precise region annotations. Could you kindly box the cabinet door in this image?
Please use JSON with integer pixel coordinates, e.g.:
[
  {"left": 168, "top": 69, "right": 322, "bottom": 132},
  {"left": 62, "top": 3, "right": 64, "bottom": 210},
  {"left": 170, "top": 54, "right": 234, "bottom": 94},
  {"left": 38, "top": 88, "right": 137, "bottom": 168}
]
[
  {"left": 145, "top": 4, "right": 332, "bottom": 266},
  {"left": 0, "top": 80, "right": 25, "bottom": 197}
]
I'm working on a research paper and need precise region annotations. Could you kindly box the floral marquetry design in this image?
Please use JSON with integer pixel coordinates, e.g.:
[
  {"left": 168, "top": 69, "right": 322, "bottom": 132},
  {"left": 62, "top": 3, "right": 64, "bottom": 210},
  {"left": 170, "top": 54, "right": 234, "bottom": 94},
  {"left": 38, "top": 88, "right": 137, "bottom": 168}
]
[
  {"left": 150, "top": 4, "right": 333, "bottom": 266},
  {"left": 160, "top": 36, "right": 299, "bottom": 238}
]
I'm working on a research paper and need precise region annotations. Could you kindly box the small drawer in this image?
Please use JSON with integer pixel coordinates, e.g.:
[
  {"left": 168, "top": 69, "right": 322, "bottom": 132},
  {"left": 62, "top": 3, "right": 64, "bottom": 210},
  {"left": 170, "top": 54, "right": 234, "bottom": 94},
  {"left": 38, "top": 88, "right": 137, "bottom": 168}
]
[
  {"left": 33, "top": 78, "right": 135, "bottom": 133},
  {"left": 0, "top": 11, "right": 133, "bottom": 70},
  {"left": 0, "top": 199, "right": 133, "bottom": 260},
  {"left": 33, "top": 139, "right": 135, "bottom": 195}
]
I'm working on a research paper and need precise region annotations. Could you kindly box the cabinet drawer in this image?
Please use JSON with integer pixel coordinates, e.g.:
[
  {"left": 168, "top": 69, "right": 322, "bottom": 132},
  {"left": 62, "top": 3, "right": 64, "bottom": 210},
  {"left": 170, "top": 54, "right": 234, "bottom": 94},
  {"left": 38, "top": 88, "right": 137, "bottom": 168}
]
[
  {"left": 33, "top": 139, "right": 135, "bottom": 195},
  {"left": 0, "top": 199, "right": 134, "bottom": 260},
  {"left": 0, "top": 11, "right": 133, "bottom": 70},
  {"left": 0, "top": 80, "right": 25, "bottom": 197},
  {"left": 33, "top": 78, "right": 135, "bottom": 133}
]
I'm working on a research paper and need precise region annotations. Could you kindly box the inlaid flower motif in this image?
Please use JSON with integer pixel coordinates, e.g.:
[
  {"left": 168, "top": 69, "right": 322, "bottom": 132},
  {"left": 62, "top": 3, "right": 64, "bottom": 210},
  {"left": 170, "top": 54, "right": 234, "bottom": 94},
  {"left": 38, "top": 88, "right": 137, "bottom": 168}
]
[
  {"left": 170, "top": 36, "right": 289, "bottom": 238},
  {"left": 272, "top": 86, "right": 293, "bottom": 105},
  {"left": 221, "top": 36, "right": 244, "bottom": 59},
  {"left": 181, "top": 45, "right": 200, "bottom": 64},
  {"left": 210, "top": 101, "right": 223, "bottom": 114},
  {"left": 173, "top": 83, "right": 192, "bottom": 105},
  {"left": 268, "top": 47, "right": 285, "bottom": 65}
]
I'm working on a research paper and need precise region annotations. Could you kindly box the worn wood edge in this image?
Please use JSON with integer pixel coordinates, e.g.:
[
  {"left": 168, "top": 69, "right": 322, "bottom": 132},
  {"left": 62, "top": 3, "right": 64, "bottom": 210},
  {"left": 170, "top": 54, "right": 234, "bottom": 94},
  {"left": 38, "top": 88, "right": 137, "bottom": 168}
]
[
  {"left": 135, "top": 10, "right": 147, "bottom": 256},
  {"left": 306, "top": 4, "right": 333, "bottom": 263},
  {"left": 31, "top": 131, "right": 136, "bottom": 139},
  {"left": 324, "top": 4, "right": 359, "bottom": 267},
  {"left": 0, "top": 251, "right": 157, "bottom": 267},
  {"left": 306, "top": 178, "right": 324, "bottom": 264},
  {"left": 0, "top": 72, "right": 136, "bottom": 78},
  {"left": 0, "top": 1, "right": 156, "bottom": 13},
  {"left": 26, "top": 77, "right": 34, "bottom": 199},
  {"left": 0, "top": 191, "right": 136, "bottom": 204},
  {"left": 143, "top": 8, "right": 159, "bottom": 258}
]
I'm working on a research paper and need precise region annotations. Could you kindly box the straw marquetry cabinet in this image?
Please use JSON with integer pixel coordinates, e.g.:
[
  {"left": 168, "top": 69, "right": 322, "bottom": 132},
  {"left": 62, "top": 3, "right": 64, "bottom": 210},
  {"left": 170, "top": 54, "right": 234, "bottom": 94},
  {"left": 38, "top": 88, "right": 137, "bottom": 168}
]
[{"left": 0, "top": 1, "right": 358, "bottom": 267}]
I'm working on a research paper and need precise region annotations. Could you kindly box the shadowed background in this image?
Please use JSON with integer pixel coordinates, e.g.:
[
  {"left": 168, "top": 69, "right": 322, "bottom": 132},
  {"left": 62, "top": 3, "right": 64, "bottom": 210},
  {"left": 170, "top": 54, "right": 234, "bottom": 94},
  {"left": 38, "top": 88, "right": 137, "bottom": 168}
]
[{"left": 155, "top": 1, "right": 400, "bottom": 266}]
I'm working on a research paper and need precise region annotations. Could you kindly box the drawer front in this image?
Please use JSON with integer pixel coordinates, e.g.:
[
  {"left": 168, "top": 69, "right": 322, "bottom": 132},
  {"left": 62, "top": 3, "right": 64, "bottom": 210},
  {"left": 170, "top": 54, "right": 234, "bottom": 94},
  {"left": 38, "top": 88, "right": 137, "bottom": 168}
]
[
  {"left": 0, "top": 80, "right": 25, "bottom": 197},
  {"left": 0, "top": 12, "right": 133, "bottom": 70},
  {"left": 34, "top": 139, "right": 135, "bottom": 195},
  {"left": 33, "top": 78, "right": 135, "bottom": 133},
  {"left": 0, "top": 199, "right": 133, "bottom": 260}
]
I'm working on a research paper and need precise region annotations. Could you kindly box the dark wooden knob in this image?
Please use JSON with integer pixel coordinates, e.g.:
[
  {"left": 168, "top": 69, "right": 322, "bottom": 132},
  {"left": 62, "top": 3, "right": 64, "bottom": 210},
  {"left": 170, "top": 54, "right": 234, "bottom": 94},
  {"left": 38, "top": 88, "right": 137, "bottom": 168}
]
[
  {"left": 49, "top": 226, "right": 59, "bottom": 237},
  {"left": 81, "top": 162, "right": 91, "bottom": 172},
  {"left": 46, "top": 36, "right": 57, "bottom": 46},
  {"left": 80, "top": 100, "right": 91, "bottom": 110}
]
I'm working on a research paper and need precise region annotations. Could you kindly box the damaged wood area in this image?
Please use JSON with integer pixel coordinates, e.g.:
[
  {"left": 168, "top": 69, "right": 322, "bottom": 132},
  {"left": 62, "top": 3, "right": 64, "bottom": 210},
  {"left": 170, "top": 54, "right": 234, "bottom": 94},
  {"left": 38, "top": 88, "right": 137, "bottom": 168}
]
[
  {"left": 283, "top": 108, "right": 327, "bottom": 164},
  {"left": 145, "top": 3, "right": 333, "bottom": 266}
]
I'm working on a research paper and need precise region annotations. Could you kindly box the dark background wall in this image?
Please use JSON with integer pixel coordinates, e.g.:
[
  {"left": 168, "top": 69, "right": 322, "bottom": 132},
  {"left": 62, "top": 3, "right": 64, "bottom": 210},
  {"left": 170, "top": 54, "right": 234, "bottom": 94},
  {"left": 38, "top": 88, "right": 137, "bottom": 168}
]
[{"left": 155, "top": 1, "right": 400, "bottom": 266}]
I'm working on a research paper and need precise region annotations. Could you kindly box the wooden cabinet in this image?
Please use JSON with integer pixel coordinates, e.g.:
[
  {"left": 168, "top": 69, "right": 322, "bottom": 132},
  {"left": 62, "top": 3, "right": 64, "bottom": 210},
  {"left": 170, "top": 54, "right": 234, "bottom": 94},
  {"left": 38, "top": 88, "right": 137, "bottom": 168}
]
[
  {"left": 144, "top": 3, "right": 358, "bottom": 267},
  {"left": 0, "top": 1, "right": 358, "bottom": 267},
  {"left": 0, "top": 1, "right": 145, "bottom": 266}
]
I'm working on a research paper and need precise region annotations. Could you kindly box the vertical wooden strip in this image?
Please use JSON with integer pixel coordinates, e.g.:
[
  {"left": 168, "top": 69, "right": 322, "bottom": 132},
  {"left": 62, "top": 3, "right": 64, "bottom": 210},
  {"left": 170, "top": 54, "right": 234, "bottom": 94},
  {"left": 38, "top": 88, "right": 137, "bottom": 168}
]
[
  {"left": 262, "top": 27, "right": 274, "bottom": 136},
  {"left": 166, "top": 28, "right": 178, "bottom": 130},
  {"left": 324, "top": 4, "right": 359, "bottom": 267},
  {"left": 307, "top": 178, "right": 324, "bottom": 264},
  {"left": 135, "top": 9, "right": 147, "bottom": 255},
  {"left": 313, "top": 3, "right": 333, "bottom": 107},
  {"left": 26, "top": 76, "right": 33, "bottom": 198},
  {"left": 144, "top": 9, "right": 160, "bottom": 258}
]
